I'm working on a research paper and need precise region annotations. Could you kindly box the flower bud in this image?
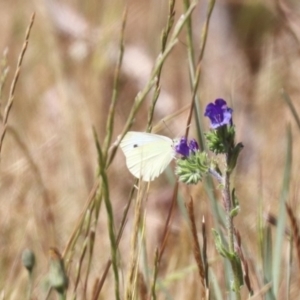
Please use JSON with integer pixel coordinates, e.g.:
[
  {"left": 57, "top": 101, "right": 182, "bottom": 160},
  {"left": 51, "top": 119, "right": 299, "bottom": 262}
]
[
  {"left": 48, "top": 247, "right": 68, "bottom": 294},
  {"left": 22, "top": 248, "right": 35, "bottom": 273}
]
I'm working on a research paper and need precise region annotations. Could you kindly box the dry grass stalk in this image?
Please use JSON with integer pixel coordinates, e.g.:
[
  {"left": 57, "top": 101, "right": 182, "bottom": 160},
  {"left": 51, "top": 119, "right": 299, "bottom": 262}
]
[
  {"left": 63, "top": 180, "right": 99, "bottom": 258},
  {"left": 0, "top": 48, "right": 9, "bottom": 103},
  {"left": 0, "top": 13, "right": 35, "bottom": 154},
  {"left": 186, "top": 197, "right": 206, "bottom": 299},
  {"left": 149, "top": 248, "right": 159, "bottom": 300},
  {"left": 285, "top": 202, "right": 300, "bottom": 278},
  {"left": 201, "top": 216, "right": 209, "bottom": 289},
  {"left": 83, "top": 229, "right": 96, "bottom": 297},
  {"left": 158, "top": 182, "right": 178, "bottom": 261},
  {"left": 92, "top": 184, "right": 136, "bottom": 299},
  {"left": 91, "top": 277, "right": 100, "bottom": 300},
  {"left": 91, "top": 259, "right": 112, "bottom": 300},
  {"left": 125, "top": 182, "right": 148, "bottom": 299},
  {"left": 73, "top": 237, "right": 88, "bottom": 294},
  {"left": 0, "top": 12, "right": 58, "bottom": 250},
  {"left": 235, "top": 229, "right": 253, "bottom": 295},
  {"left": 148, "top": 183, "right": 178, "bottom": 299},
  {"left": 138, "top": 271, "right": 148, "bottom": 300}
]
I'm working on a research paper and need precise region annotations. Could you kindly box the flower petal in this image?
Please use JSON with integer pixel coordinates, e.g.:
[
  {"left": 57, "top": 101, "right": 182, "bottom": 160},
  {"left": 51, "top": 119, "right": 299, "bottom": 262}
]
[
  {"left": 175, "top": 137, "right": 190, "bottom": 156},
  {"left": 204, "top": 98, "right": 233, "bottom": 129}
]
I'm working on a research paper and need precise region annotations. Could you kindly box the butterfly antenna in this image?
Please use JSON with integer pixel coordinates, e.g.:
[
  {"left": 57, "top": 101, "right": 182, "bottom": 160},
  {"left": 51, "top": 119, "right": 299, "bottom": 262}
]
[
  {"left": 152, "top": 104, "right": 190, "bottom": 134},
  {"left": 162, "top": 120, "right": 174, "bottom": 137}
]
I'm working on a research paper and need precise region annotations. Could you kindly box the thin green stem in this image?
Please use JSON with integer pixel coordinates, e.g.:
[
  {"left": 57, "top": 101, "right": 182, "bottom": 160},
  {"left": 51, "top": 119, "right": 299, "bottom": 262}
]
[
  {"left": 150, "top": 248, "right": 159, "bottom": 300},
  {"left": 103, "top": 8, "right": 127, "bottom": 163},
  {"left": 26, "top": 273, "right": 33, "bottom": 300},
  {"left": 91, "top": 185, "right": 137, "bottom": 300},
  {"left": 147, "top": 0, "right": 175, "bottom": 131},
  {"left": 223, "top": 172, "right": 233, "bottom": 251},
  {"left": 94, "top": 130, "right": 120, "bottom": 300},
  {"left": 223, "top": 171, "right": 241, "bottom": 300}
]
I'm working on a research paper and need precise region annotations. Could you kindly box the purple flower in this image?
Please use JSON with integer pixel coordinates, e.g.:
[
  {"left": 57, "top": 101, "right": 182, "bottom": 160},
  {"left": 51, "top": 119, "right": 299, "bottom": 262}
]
[
  {"left": 204, "top": 98, "right": 233, "bottom": 129},
  {"left": 175, "top": 137, "right": 190, "bottom": 156},
  {"left": 189, "top": 139, "right": 199, "bottom": 152},
  {"left": 175, "top": 137, "right": 199, "bottom": 157}
]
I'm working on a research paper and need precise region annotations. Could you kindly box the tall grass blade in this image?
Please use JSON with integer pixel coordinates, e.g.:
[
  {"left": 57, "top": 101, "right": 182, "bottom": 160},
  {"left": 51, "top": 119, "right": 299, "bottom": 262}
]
[
  {"left": 272, "top": 125, "right": 292, "bottom": 296},
  {"left": 186, "top": 198, "right": 206, "bottom": 298},
  {"left": 262, "top": 225, "right": 275, "bottom": 300},
  {"left": 103, "top": 8, "right": 127, "bottom": 163},
  {"left": 94, "top": 129, "right": 120, "bottom": 300},
  {"left": 209, "top": 269, "right": 223, "bottom": 300},
  {"left": 281, "top": 89, "right": 300, "bottom": 131},
  {"left": 285, "top": 202, "right": 300, "bottom": 298}
]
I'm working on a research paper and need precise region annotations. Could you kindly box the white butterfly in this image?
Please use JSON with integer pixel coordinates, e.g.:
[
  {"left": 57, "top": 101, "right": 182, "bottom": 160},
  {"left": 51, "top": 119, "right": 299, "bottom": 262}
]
[{"left": 120, "top": 131, "right": 175, "bottom": 182}]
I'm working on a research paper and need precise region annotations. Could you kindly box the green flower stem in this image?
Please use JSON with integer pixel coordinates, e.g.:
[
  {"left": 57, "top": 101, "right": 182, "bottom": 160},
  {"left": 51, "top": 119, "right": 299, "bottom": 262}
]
[
  {"left": 26, "top": 273, "right": 33, "bottom": 300},
  {"left": 223, "top": 171, "right": 241, "bottom": 300}
]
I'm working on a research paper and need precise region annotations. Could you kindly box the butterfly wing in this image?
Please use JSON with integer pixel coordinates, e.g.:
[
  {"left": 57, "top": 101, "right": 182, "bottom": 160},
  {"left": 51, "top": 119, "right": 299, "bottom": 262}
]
[{"left": 120, "top": 132, "right": 174, "bottom": 181}]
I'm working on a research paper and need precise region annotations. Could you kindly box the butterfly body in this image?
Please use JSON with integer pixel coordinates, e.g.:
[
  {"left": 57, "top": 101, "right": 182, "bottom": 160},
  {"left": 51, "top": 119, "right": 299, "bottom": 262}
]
[{"left": 120, "top": 131, "right": 175, "bottom": 181}]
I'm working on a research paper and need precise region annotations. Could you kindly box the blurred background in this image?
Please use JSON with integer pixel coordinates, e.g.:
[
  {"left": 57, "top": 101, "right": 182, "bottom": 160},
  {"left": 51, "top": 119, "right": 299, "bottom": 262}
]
[{"left": 0, "top": 0, "right": 300, "bottom": 298}]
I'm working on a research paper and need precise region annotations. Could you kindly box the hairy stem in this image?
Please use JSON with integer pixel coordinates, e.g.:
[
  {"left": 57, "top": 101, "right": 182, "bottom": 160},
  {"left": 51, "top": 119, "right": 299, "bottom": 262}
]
[{"left": 223, "top": 171, "right": 241, "bottom": 299}]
